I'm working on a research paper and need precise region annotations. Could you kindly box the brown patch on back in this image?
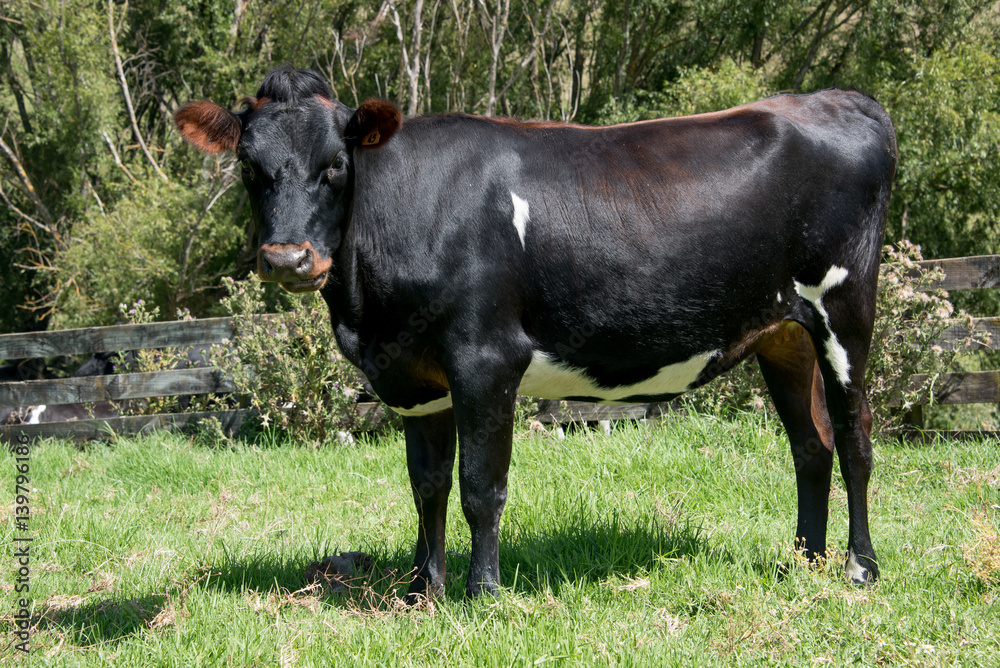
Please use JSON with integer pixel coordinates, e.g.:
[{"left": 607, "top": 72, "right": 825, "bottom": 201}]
[
  {"left": 482, "top": 116, "right": 583, "bottom": 130},
  {"left": 174, "top": 101, "right": 241, "bottom": 154}
]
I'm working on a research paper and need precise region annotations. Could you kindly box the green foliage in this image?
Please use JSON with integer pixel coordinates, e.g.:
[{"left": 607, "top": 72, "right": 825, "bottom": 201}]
[
  {"left": 215, "top": 275, "right": 370, "bottom": 445},
  {"left": 2, "top": 0, "right": 999, "bottom": 335},
  {"left": 866, "top": 242, "right": 976, "bottom": 432},
  {"left": 51, "top": 174, "right": 245, "bottom": 329},
  {"left": 878, "top": 43, "right": 1000, "bottom": 262}
]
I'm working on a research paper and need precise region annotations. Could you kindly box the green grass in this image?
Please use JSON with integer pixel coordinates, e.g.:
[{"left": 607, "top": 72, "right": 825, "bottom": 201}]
[{"left": 3, "top": 412, "right": 999, "bottom": 666}]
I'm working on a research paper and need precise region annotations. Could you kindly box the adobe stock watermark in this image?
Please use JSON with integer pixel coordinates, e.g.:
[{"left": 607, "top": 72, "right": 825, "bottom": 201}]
[
  {"left": 359, "top": 284, "right": 461, "bottom": 382},
  {"left": 10, "top": 434, "right": 33, "bottom": 655},
  {"left": 413, "top": 463, "right": 453, "bottom": 500}
]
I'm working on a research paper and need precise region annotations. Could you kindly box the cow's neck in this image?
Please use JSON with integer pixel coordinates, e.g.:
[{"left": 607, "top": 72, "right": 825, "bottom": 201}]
[{"left": 321, "top": 242, "right": 366, "bottom": 365}]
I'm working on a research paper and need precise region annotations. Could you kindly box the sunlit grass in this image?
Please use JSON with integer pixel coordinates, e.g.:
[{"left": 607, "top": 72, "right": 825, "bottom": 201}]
[{"left": 3, "top": 412, "right": 998, "bottom": 665}]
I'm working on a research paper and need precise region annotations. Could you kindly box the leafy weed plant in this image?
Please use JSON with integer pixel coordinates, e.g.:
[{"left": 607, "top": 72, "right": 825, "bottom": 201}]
[{"left": 215, "top": 275, "right": 369, "bottom": 445}]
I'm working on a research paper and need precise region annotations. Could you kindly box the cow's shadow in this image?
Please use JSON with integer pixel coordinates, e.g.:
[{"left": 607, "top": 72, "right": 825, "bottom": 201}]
[
  {"left": 29, "top": 519, "right": 757, "bottom": 646},
  {"left": 198, "top": 511, "right": 726, "bottom": 604},
  {"left": 495, "top": 514, "right": 713, "bottom": 594}
]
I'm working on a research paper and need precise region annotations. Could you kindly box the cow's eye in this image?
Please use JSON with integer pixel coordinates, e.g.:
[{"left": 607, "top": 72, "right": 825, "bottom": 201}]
[
  {"left": 325, "top": 156, "right": 347, "bottom": 183},
  {"left": 241, "top": 162, "right": 255, "bottom": 181}
]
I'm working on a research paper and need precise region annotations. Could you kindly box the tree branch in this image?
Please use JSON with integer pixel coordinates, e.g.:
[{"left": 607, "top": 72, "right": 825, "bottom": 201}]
[
  {"left": 102, "top": 130, "right": 137, "bottom": 183},
  {"left": 0, "top": 134, "right": 68, "bottom": 252},
  {"left": 108, "top": 0, "right": 168, "bottom": 182}
]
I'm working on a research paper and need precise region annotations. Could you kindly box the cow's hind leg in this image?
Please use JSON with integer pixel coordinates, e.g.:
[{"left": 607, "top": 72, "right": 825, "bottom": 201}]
[
  {"left": 796, "top": 266, "right": 880, "bottom": 584},
  {"left": 757, "top": 322, "right": 835, "bottom": 562},
  {"left": 403, "top": 409, "right": 457, "bottom": 602}
]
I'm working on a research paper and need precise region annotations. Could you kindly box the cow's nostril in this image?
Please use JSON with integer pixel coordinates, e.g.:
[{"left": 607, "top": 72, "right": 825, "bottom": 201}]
[
  {"left": 258, "top": 244, "right": 320, "bottom": 284},
  {"left": 295, "top": 250, "right": 312, "bottom": 275}
]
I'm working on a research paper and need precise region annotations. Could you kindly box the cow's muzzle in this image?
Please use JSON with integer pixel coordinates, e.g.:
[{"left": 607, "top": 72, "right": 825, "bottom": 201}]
[{"left": 257, "top": 242, "right": 332, "bottom": 293}]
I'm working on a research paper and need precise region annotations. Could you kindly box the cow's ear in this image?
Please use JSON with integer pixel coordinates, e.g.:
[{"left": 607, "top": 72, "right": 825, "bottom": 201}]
[
  {"left": 174, "top": 101, "right": 241, "bottom": 154},
  {"left": 347, "top": 99, "right": 403, "bottom": 149}
]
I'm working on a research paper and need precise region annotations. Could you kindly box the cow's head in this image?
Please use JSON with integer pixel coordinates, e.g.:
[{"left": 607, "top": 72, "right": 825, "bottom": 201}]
[{"left": 174, "top": 66, "right": 402, "bottom": 293}]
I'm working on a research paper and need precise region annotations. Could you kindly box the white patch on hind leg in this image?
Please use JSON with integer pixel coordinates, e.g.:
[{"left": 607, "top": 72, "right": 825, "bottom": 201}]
[
  {"left": 510, "top": 191, "right": 529, "bottom": 249},
  {"left": 845, "top": 548, "right": 869, "bottom": 584},
  {"left": 794, "top": 265, "right": 852, "bottom": 388}
]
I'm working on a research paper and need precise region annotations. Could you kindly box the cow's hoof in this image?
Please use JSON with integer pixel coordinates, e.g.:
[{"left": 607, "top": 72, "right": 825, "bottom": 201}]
[
  {"left": 405, "top": 575, "right": 444, "bottom": 606},
  {"left": 465, "top": 579, "right": 501, "bottom": 599},
  {"left": 845, "top": 549, "right": 879, "bottom": 585},
  {"left": 403, "top": 590, "right": 439, "bottom": 608}
]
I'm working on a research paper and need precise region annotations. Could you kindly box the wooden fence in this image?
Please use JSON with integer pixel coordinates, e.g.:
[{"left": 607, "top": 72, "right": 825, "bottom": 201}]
[{"left": 3, "top": 254, "right": 1000, "bottom": 443}]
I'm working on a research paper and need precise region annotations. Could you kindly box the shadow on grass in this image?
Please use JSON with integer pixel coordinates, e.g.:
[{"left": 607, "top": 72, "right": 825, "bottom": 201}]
[
  {"left": 192, "top": 508, "right": 723, "bottom": 607},
  {"left": 32, "top": 594, "right": 168, "bottom": 647},
  {"left": 498, "top": 509, "right": 720, "bottom": 595}
]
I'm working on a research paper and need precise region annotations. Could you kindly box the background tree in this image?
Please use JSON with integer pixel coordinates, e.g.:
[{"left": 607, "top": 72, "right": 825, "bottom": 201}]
[{"left": 0, "top": 0, "right": 997, "bottom": 334}]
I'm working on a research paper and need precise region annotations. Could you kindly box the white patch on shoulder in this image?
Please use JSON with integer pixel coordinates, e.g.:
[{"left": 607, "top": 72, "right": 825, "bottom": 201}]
[
  {"left": 794, "top": 265, "right": 851, "bottom": 388},
  {"left": 845, "top": 548, "right": 869, "bottom": 584},
  {"left": 389, "top": 394, "right": 453, "bottom": 417},
  {"left": 510, "top": 191, "right": 529, "bottom": 249},
  {"left": 776, "top": 291, "right": 783, "bottom": 303},
  {"left": 27, "top": 405, "right": 47, "bottom": 425},
  {"left": 518, "top": 349, "right": 718, "bottom": 402}
]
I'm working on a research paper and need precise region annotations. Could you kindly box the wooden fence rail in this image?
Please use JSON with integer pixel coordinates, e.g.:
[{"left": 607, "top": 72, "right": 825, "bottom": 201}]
[{"left": 3, "top": 255, "right": 1000, "bottom": 443}]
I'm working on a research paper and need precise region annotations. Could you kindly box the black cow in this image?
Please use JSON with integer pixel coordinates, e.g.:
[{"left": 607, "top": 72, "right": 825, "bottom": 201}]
[{"left": 176, "top": 67, "right": 896, "bottom": 599}]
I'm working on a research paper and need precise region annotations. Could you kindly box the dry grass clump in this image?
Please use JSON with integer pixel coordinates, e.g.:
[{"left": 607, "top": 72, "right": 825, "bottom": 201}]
[
  {"left": 964, "top": 512, "right": 1000, "bottom": 585},
  {"left": 303, "top": 551, "right": 425, "bottom": 616}
]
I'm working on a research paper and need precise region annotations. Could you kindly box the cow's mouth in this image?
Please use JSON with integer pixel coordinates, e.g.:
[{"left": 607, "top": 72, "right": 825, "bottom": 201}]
[{"left": 280, "top": 271, "right": 328, "bottom": 293}]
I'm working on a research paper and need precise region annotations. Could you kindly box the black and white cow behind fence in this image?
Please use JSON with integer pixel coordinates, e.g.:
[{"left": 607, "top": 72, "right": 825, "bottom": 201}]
[{"left": 176, "top": 66, "right": 897, "bottom": 600}]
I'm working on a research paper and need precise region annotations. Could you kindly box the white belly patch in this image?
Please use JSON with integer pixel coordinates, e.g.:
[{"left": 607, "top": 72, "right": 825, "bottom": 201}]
[
  {"left": 518, "top": 349, "right": 719, "bottom": 403},
  {"left": 387, "top": 349, "right": 719, "bottom": 416},
  {"left": 389, "top": 394, "right": 453, "bottom": 416}
]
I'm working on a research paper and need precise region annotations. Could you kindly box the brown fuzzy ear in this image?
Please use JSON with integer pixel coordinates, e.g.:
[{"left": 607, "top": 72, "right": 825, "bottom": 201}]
[
  {"left": 347, "top": 99, "right": 403, "bottom": 149},
  {"left": 174, "top": 101, "right": 241, "bottom": 153}
]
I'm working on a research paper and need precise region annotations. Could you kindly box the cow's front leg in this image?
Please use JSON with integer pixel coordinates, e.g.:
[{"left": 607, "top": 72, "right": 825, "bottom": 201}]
[
  {"left": 403, "top": 409, "right": 456, "bottom": 603},
  {"left": 449, "top": 352, "right": 524, "bottom": 598}
]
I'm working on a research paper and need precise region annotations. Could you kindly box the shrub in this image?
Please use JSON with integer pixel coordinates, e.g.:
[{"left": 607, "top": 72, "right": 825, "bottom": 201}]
[
  {"left": 115, "top": 300, "right": 213, "bottom": 416},
  {"left": 214, "top": 275, "right": 372, "bottom": 445},
  {"left": 867, "top": 241, "right": 977, "bottom": 432}
]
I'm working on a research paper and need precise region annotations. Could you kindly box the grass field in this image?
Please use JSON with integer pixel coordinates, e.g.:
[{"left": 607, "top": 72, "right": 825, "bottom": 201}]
[{"left": 3, "top": 411, "right": 999, "bottom": 666}]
